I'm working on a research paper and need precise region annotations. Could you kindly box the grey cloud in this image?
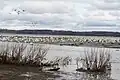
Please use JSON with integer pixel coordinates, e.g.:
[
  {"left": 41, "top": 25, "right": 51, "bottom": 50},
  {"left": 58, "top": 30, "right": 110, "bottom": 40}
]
[
  {"left": 19, "top": 1, "right": 74, "bottom": 14},
  {"left": 0, "top": 0, "right": 120, "bottom": 32},
  {"left": 103, "top": 0, "right": 120, "bottom": 3},
  {"left": 84, "top": 20, "right": 116, "bottom": 26},
  {"left": 0, "top": 12, "right": 80, "bottom": 26},
  {"left": 0, "top": 0, "right": 5, "bottom": 10},
  {"left": 109, "top": 11, "right": 120, "bottom": 16},
  {"left": 94, "top": 3, "right": 120, "bottom": 10},
  {"left": 90, "top": 0, "right": 120, "bottom": 10}
]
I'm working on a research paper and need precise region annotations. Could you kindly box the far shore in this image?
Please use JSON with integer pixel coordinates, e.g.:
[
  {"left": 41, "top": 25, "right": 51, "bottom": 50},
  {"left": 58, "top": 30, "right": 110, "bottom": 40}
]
[{"left": 0, "top": 33, "right": 120, "bottom": 49}]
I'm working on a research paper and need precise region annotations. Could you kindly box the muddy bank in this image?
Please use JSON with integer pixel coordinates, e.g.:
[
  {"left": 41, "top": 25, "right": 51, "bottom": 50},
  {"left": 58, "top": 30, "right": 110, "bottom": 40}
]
[
  {"left": 0, "top": 44, "right": 118, "bottom": 80},
  {"left": 0, "top": 65, "right": 60, "bottom": 80},
  {"left": 0, "top": 65, "right": 114, "bottom": 80}
]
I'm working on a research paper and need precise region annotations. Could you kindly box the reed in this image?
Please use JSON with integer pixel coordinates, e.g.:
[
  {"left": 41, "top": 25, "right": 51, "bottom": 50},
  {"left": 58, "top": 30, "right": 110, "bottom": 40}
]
[
  {"left": 0, "top": 43, "right": 49, "bottom": 67},
  {"left": 43, "top": 56, "right": 72, "bottom": 68},
  {"left": 76, "top": 48, "right": 111, "bottom": 72}
]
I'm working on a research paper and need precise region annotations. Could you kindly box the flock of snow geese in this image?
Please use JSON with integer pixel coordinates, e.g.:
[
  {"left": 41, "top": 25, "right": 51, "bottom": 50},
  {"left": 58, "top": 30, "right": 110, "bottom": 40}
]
[{"left": 9, "top": 8, "right": 26, "bottom": 15}]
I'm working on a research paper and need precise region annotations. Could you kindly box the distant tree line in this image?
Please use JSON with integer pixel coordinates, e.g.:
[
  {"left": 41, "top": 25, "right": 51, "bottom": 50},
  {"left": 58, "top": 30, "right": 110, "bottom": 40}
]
[{"left": 0, "top": 29, "right": 120, "bottom": 37}]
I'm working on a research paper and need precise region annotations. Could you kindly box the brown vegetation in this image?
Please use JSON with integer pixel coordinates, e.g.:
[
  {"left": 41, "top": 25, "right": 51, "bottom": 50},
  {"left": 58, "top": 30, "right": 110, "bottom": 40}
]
[
  {"left": 0, "top": 43, "right": 48, "bottom": 67},
  {"left": 0, "top": 43, "right": 72, "bottom": 72},
  {"left": 76, "top": 48, "right": 111, "bottom": 72}
]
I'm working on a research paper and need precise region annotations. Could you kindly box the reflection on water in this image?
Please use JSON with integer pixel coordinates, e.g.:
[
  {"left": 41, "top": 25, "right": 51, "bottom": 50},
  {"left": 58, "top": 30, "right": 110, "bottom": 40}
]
[
  {"left": 20, "top": 72, "right": 39, "bottom": 80},
  {"left": 0, "top": 65, "right": 59, "bottom": 80},
  {"left": 0, "top": 65, "right": 114, "bottom": 80},
  {"left": 52, "top": 70, "right": 113, "bottom": 80},
  {"left": 80, "top": 72, "right": 112, "bottom": 80}
]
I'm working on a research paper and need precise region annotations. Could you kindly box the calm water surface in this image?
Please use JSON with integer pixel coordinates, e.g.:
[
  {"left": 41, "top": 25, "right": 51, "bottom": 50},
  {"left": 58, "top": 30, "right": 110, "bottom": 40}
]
[{"left": 47, "top": 45, "right": 120, "bottom": 80}]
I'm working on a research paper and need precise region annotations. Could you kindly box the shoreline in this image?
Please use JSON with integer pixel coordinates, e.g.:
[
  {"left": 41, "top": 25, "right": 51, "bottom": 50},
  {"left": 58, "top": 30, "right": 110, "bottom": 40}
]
[{"left": 0, "top": 34, "right": 120, "bottom": 49}]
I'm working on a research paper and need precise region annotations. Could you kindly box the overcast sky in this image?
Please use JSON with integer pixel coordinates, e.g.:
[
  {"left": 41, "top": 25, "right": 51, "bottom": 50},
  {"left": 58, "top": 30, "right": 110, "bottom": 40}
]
[{"left": 0, "top": 0, "right": 120, "bottom": 32}]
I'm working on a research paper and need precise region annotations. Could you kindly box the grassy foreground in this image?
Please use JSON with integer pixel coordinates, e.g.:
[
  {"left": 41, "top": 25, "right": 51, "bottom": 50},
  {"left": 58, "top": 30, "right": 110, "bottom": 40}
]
[
  {"left": 76, "top": 48, "right": 111, "bottom": 72},
  {"left": 0, "top": 43, "right": 49, "bottom": 67},
  {"left": 0, "top": 43, "right": 72, "bottom": 70},
  {"left": 0, "top": 43, "right": 111, "bottom": 73}
]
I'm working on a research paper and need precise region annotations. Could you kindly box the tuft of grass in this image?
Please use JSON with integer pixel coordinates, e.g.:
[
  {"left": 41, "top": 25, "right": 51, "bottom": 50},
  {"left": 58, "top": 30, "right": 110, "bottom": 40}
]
[
  {"left": 76, "top": 48, "right": 111, "bottom": 72},
  {"left": 0, "top": 43, "right": 71, "bottom": 71},
  {"left": 25, "top": 45, "right": 49, "bottom": 66},
  {"left": 43, "top": 56, "right": 72, "bottom": 68},
  {"left": 0, "top": 43, "right": 49, "bottom": 67}
]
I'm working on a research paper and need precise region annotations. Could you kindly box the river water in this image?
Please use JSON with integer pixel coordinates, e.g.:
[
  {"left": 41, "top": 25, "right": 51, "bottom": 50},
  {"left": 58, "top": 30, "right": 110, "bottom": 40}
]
[
  {"left": 0, "top": 34, "right": 120, "bottom": 80},
  {"left": 46, "top": 45, "right": 120, "bottom": 80}
]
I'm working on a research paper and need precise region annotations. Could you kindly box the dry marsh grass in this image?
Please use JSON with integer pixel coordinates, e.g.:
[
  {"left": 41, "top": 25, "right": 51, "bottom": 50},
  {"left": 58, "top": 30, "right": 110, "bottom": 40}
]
[
  {"left": 76, "top": 48, "right": 111, "bottom": 72},
  {"left": 0, "top": 43, "right": 72, "bottom": 72},
  {"left": 42, "top": 56, "right": 72, "bottom": 68},
  {"left": 0, "top": 43, "right": 49, "bottom": 67}
]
